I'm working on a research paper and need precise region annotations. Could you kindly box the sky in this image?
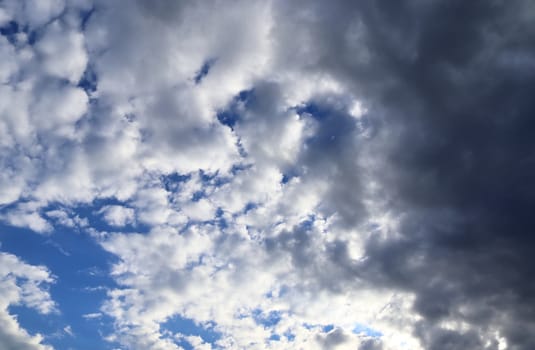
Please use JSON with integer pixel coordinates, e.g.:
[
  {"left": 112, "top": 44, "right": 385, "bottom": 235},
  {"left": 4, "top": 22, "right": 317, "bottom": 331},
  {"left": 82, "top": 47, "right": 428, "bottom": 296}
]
[{"left": 0, "top": 0, "right": 534, "bottom": 349}]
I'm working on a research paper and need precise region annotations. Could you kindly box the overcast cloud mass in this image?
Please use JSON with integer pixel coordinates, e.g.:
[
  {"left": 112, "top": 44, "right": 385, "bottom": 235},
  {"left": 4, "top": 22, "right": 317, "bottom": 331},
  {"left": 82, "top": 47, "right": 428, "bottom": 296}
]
[{"left": 0, "top": 0, "right": 534, "bottom": 349}]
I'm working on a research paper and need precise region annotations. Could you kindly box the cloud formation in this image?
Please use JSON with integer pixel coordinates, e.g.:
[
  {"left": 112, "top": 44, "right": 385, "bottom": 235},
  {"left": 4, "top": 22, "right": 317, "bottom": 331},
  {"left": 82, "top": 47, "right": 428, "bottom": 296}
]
[
  {"left": 0, "top": 251, "right": 55, "bottom": 350},
  {"left": 0, "top": 0, "right": 534, "bottom": 349}
]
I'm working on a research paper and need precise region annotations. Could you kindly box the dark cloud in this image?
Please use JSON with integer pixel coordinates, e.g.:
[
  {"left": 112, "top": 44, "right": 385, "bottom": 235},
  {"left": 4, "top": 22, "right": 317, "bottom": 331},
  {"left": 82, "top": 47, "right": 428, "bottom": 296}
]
[
  {"left": 296, "top": 99, "right": 370, "bottom": 227},
  {"left": 135, "top": 0, "right": 190, "bottom": 22},
  {"left": 359, "top": 338, "right": 384, "bottom": 350},
  {"left": 264, "top": 222, "right": 360, "bottom": 293},
  {"left": 271, "top": 0, "right": 535, "bottom": 348},
  {"left": 315, "top": 328, "right": 349, "bottom": 348},
  {"left": 414, "top": 323, "right": 495, "bottom": 350}
]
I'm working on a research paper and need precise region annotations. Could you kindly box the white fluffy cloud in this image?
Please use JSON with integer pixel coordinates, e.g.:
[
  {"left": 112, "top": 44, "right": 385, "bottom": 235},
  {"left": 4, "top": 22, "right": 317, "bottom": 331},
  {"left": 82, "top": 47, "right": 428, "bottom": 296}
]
[
  {"left": 0, "top": 251, "right": 56, "bottom": 350},
  {"left": 0, "top": 0, "right": 422, "bottom": 348},
  {"left": 0, "top": 0, "right": 416, "bottom": 348},
  {"left": 36, "top": 20, "right": 87, "bottom": 83},
  {"left": 98, "top": 205, "right": 135, "bottom": 227},
  {"left": 98, "top": 218, "right": 421, "bottom": 349}
]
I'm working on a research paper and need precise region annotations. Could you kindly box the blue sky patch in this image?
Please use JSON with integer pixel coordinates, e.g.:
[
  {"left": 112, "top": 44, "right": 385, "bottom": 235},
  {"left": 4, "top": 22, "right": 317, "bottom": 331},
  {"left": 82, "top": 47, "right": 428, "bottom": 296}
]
[
  {"left": 353, "top": 324, "right": 383, "bottom": 338},
  {"left": 78, "top": 65, "right": 98, "bottom": 93},
  {"left": 252, "top": 309, "right": 282, "bottom": 328},
  {"left": 194, "top": 58, "right": 216, "bottom": 84},
  {"left": 0, "top": 223, "right": 119, "bottom": 350},
  {"left": 0, "top": 20, "right": 19, "bottom": 44},
  {"left": 161, "top": 315, "right": 221, "bottom": 345},
  {"left": 216, "top": 89, "right": 254, "bottom": 129}
]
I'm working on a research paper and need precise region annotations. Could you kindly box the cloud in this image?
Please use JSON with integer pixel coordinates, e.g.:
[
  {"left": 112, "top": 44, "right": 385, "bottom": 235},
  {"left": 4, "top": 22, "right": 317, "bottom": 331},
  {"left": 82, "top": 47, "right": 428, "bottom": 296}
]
[
  {"left": 1, "top": 202, "right": 52, "bottom": 234},
  {"left": 35, "top": 20, "right": 87, "bottom": 83},
  {"left": 1, "top": 0, "right": 65, "bottom": 28},
  {"left": 45, "top": 208, "right": 88, "bottom": 229},
  {"left": 82, "top": 312, "right": 102, "bottom": 320},
  {"left": 63, "top": 326, "right": 74, "bottom": 337},
  {"left": 0, "top": 251, "right": 55, "bottom": 350},
  {"left": 1, "top": 0, "right": 534, "bottom": 349},
  {"left": 98, "top": 205, "right": 135, "bottom": 227}
]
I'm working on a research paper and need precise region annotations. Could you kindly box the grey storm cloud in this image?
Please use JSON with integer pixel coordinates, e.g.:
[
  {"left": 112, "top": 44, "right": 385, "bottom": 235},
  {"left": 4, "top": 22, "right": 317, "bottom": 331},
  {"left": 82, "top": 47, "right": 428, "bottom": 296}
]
[{"left": 266, "top": 0, "right": 535, "bottom": 349}]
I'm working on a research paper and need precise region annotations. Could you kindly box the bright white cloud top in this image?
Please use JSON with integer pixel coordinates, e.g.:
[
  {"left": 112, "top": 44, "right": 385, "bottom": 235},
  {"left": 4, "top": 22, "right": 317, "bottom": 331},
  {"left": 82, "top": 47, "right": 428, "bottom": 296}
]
[{"left": 0, "top": 0, "right": 534, "bottom": 349}]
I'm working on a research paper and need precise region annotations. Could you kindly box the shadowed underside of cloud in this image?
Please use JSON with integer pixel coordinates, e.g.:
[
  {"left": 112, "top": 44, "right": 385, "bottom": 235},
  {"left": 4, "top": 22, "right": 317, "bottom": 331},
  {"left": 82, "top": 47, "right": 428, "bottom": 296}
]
[{"left": 1, "top": 0, "right": 535, "bottom": 349}]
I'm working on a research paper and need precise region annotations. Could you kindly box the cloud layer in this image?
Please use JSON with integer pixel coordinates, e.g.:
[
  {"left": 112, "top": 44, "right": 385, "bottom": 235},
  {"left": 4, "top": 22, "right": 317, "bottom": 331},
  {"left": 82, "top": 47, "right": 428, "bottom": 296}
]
[{"left": 1, "top": 0, "right": 534, "bottom": 349}]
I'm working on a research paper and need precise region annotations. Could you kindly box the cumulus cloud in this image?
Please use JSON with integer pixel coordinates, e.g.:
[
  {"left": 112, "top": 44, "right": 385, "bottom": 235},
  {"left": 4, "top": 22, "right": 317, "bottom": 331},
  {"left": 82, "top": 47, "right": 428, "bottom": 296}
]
[
  {"left": 0, "top": 251, "right": 55, "bottom": 350},
  {"left": 1, "top": 202, "right": 52, "bottom": 234},
  {"left": 0, "top": 0, "right": 534, "bottom": 349},
  {"left": 35, "top": 20, "right": 87, "bottom": 83},
  {"left": 98, "top": 205, "right": 135, "bottom": 227}
]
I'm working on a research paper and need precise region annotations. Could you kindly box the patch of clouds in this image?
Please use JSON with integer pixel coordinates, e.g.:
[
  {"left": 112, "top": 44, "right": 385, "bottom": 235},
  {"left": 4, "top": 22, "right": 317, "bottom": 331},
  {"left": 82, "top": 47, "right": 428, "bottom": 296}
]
[
  {"left": 45, "top": 208, "right": 88, "bottom": 228},
  {"left": 35, "top": 20, "right": 87, "bottom": 83},
  {"left": 0, "top": 0, "right": 66, "bottom": 28},
  {"left": 0, "top": 251, "right": 56, "bottom": 350},
  {"left": 1, "top": 202, "right": 52, "bottom": 234},
  {"left": 0, "top": 0, "right": 534, "bottom": 349},
  {"left": 82, "top": 312, "right": 102, "bottom": 320},
  {"left": 97, "top": 205, "right": 135, "bottom": 227}
]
